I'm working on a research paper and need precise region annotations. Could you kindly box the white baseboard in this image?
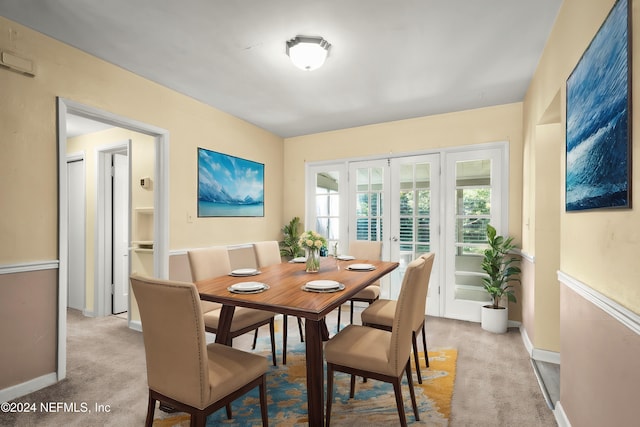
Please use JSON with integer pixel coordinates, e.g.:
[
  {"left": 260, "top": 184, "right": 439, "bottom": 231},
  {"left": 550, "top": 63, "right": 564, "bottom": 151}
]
[
  {"left": 129, "top": 319, "right": 142, "bottom": 332},
  {"left": 520, "top": 325, "right": 561, "bottom": 364},
  {"left": 0, "top": 372, "right": 57, "bottom": 403},
  {"left": 554, "top": 401, "right": 571, "bottom": 427},
  {"left": 532, "top": 347, "right": 561, "bottom": 364}
]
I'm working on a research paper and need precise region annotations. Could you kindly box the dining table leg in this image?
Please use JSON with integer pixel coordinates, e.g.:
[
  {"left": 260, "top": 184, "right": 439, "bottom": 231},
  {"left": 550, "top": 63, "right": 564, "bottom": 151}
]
[
  {"left": 214, "top": 305, "right": 236, "bottom": 345},
  {"left": 305, "top": 318, "right": 326, "bottom": 427}
]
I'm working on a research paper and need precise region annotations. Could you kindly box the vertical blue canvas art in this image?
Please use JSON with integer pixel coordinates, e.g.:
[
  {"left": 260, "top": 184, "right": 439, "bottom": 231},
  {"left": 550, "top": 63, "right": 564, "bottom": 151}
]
[
  {"left": 566, "top": 0, "right": 631, "bottom": 211},
  {"left": 198, "top": 148, "right": 264, "bottom": 217}
]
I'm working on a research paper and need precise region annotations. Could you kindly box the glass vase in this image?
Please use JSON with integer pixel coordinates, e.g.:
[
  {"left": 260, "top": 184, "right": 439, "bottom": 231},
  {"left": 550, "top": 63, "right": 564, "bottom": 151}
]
[{"left": 306, "top": 248, "right": 320, "bottom": 273}]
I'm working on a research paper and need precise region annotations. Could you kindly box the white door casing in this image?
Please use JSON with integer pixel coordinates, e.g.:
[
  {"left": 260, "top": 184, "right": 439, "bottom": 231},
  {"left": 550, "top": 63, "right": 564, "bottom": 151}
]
[
  {"left": 67, "top": 156, "right": 85, "bottom": 311},
  {"left": 57, "top": 97, "right": 170, "bottom": 381},
  {"left": 112, "top": 152, "right": 130, "bottom": 314}
]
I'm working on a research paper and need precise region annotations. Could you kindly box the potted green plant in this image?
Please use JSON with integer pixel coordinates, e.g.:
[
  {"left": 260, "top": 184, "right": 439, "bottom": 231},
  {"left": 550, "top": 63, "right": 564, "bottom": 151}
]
[
  {"left": 480, "top": 224, "right": 521, "bottom": 333},
  {"left": 280, "top": 217, "right": 304, "bottom": 260}
]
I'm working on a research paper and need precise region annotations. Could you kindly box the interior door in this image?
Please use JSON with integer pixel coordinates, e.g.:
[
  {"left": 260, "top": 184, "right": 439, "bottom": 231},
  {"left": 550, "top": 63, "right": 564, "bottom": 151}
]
[
  {"left": 112, "top": 152, "right": 129, "bottom": 314},
  {"left": 67, "top": 158, "right": 85, "bottom": 311}
]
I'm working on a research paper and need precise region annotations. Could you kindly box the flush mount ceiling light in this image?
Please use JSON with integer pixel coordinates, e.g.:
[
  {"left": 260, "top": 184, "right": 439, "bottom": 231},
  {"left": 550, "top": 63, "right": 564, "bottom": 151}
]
[{"left": 286, "top": 36, "right": 331, "bottom": 71}]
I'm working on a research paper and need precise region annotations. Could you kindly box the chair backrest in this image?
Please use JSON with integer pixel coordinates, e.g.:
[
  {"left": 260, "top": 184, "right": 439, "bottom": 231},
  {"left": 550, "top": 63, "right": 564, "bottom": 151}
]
[
  {"left": 130, "top": 274, "right": 210, "bottom": 408},
  {"left": 349, "top": 240, "right": 383, "bottom": 261},
  {"left": 187, "top": 246, "right": 232, "bottom": 282},
  {"left": 412, "top": 253, "right": 435, "bottom": 330},
  {"left": 350, "top": 240, "right": 383, "bottom": 287},
  {"left": 253, "top": 240, "right": 282, "bottom": 268},
  {"left": 388, "top": 257, "right": 428, "bottom": 376}
]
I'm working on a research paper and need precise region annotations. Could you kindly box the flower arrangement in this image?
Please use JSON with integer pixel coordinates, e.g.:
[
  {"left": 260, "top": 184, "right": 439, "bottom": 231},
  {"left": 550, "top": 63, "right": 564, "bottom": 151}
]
[
  {"left": 298, "top": 230, "right": 327, "bottom": 272},
  {"left": 299, "top": 230, "right": 327, "bottom": 251}
]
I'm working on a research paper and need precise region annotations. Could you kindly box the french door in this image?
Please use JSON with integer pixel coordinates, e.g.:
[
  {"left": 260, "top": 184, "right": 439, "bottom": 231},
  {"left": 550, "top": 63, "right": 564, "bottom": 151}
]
[
  {"left": 443, "top": 147, "right": 507, "bottom": 321},
  {"left": 348, "top": 154, "right": 441, "bottom": 315},
  {"left": 306, "top": 143, "right": 507, "bottom": 322}
]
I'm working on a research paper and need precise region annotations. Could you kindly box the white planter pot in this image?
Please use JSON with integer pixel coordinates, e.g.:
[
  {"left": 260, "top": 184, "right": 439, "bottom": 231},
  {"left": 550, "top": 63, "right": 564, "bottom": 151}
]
[{"left": 481, "top": 305, "right": 508, "bottom": 333}]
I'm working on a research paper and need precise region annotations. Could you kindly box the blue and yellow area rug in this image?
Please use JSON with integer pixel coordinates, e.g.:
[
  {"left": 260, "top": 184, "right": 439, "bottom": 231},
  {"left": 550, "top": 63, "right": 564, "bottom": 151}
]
[{"left": 154, "top": 342, "right": 456, "bottom": 426}]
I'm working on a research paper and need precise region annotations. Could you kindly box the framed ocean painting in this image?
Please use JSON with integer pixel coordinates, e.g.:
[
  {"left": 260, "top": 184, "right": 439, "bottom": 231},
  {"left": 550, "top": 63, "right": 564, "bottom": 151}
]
[
  {"left": 197, "top": 148, "right": 264, "bottom": 217},
  {"left": 565, "top": 0, "right": 631, "bottom": 211}
]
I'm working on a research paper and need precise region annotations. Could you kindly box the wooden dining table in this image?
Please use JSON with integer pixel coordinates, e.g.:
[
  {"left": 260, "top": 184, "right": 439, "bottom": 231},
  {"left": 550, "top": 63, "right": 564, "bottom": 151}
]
[{"left": 195, "top": 256, "right": 399, "bottom": 427}]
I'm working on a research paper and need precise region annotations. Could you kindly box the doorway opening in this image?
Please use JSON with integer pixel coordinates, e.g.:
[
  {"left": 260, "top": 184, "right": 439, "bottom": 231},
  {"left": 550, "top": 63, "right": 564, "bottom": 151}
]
[{"left": 56, "top": 97, "right": 169, "bottom": 381}]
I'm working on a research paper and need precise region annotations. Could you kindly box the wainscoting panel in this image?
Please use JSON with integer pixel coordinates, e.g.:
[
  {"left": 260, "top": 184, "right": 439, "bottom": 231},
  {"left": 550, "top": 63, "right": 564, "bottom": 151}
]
[
  {"left": 0, "top": 265, "right": 58, "bottom": 397},
  {"left": 558, "top": 272, "right": 640, "bottom": 427}
]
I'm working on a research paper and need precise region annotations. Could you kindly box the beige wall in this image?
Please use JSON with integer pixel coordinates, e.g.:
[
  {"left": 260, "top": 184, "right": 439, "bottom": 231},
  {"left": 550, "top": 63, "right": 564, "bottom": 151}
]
[
  {"left": 0, "top": 15, "right": 283, "bottom": 394},
  {"left": 0, "top": 16, "right": 284, "bottom": 267},
  {"left": 523, "top": 0, "right": 640, "bottom": 424},
  {"left": 283, "top": 103, "right": 524, "bottom": 241},
  {"left": 524, "top": 0, "right": 640, "bottom": 314}
]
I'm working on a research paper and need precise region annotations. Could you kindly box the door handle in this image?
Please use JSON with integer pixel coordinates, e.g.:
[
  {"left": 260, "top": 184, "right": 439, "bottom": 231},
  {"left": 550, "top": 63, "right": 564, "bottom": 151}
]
[{"left": 392, "top": 236, "right": 398, "bottom": 242}]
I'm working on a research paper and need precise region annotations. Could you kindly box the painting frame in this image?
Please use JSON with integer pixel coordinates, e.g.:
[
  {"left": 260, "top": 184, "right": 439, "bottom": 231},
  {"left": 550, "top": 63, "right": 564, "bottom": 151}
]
[
  {"left": 197, "top": 148, "right": 265, "bottom": 217},
  {"left": 565, "top": 0, "right": 632, "bottom": 212}
]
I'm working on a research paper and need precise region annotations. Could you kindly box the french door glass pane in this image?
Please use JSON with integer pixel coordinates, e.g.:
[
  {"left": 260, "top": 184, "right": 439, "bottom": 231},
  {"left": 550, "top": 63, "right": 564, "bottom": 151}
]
[
  {"left": 398, "top": 162, "right": 432, "bottom": 267},
  {"left": 355, "top": 167, "right": 384, "bottom": 241},
  {"left": 315, "top": 171, "right": 340, "bottom": 249},
  {"left": 454, "top": 159, "right": 492, "bottom": 302},
  {"left": 400, "top": 191, "right": 414, "bottom": 215}
]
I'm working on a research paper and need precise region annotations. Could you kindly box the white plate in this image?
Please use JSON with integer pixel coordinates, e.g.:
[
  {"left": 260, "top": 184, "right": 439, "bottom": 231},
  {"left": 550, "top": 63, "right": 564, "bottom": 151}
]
[
  {"left": 229, "top": 282, "right": 266, "bottom": 292},
  {"left": 230, "top": 268, "right": 259, "bottom": 276},
  {"left": 348, "top": 263, "right": 375, "bottom": 271},
  {"left": 302, "top": 283, "right": 345, "bottom": 293},
  {"left": 305, "top": 280, "right": 340, "bottom": 290},
  {"left": 291, "top": 257, "right": 307, "bottom": 263},
  {"left": 337, "top": 255, "right": 355, "bottom": 261}
]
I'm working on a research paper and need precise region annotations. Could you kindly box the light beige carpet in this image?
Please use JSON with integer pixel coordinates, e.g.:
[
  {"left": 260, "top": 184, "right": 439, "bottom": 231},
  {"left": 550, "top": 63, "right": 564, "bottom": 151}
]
[{"left": 1, "top": 309, "right": 557, "bottom": 426}]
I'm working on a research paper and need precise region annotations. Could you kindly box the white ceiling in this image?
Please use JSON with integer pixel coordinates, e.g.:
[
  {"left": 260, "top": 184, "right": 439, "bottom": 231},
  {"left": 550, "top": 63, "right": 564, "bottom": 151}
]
[
  {"left": 0, "top": 0, "right": 562, "bottom": 138},
  {"left": 66, "top": 114, "right": 114, "bottom": 138}
]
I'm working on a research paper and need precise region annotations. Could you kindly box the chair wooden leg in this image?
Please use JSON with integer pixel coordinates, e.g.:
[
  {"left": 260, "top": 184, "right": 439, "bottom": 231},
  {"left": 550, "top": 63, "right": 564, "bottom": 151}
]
[
  {"left": 225, "top": 404, "right": 232, "bottom": 419},
  {"left": 297, "top": 317, "right": 304, "bottom": 342},
  {"left": 391, "top": 377, "right": 408, "bottom": 427},
  {"left": 190, "top": 411, "right": 206, "bottom": 427},
  {"left": 269, "top": 319, "right": 277, "bottom": 366},
  {"left": 412, "top": 331, "right": 422, "bottom": 384},
  {"left": 336, "top": 306, "right": 342, "bottom": 332},
  {"left": 259, "top": 375, "right": 269, "bottom": 427},
  {"left": 145, "top": 393, "right": 156, "bottom": 427},
  {"left": 283, "top": 315, "right": 288, "bottom": 365},
  {"left": 326, "top": 364, "right": 334, "bottom": 427},
  {"left": 252, "top": 328, "right": 259, "bottom": 349},
  {"left": 421, "top": 323, "right": 429, "bottom": 368},
  {"left": 405, "top": 361, "right": 420, "bottom": 421},
  {"left": 350, "top": 300, "right": 355, "bottom": 324},
  {"left": 349, "top": 374, "right": 356, "bottom": 398}
]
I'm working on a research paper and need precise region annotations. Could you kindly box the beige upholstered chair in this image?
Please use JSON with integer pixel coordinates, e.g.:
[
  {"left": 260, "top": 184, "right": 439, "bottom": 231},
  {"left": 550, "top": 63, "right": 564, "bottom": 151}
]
[
  {"left": 325, "top": 256, "right": 431, "bottom": 426},
  {"left": 187, "top": 246, "right": 277, "bottom": 366},
  {"left": 130, "top": 275, "right": 269, "bottom": 427},
  {"left": 336, "top": 240, "right": 384, "bottom": 330},
  {"left": 252, "top": 241, "right": 304, "bottom": 365},
  {"left": 360, "top": 253, "right": 435, "bottom": 384}
]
